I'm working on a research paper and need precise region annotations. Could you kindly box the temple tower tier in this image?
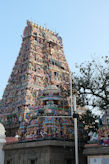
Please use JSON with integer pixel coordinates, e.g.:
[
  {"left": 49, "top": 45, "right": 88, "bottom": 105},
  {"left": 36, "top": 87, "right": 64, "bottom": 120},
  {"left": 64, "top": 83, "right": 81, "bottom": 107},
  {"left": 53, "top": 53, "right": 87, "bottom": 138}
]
[{"left": 0, "top": 21, "right": 71, "bottom": 136}]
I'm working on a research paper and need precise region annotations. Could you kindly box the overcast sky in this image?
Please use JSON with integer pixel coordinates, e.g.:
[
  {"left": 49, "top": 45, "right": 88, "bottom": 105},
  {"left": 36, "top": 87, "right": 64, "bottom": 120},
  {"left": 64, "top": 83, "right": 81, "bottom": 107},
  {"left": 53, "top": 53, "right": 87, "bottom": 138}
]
[{"left": 0, "top": 0, "right": 109, "bottom": 98}]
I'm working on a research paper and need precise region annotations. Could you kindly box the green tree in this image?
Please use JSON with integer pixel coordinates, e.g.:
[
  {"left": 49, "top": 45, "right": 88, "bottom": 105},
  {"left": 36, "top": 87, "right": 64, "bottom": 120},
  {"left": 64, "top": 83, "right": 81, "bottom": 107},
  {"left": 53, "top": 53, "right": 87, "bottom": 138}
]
[
  {"left": 73, "top": 56, "right": 109, "bottom": 112},
  {"left": 79, "top": 109, "right": 99, "bottom": 142}
]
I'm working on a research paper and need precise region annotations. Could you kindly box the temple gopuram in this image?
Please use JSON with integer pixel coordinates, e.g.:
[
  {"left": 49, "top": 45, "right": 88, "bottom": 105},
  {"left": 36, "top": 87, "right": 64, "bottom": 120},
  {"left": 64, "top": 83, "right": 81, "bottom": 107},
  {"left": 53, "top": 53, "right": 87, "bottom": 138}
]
[
  {"left": 17, "top": 85, "right": 83, "bottom": 142},
  {"left": 0, "top": 21, "right": 86, "bottom": 164},
  {"left": 98, "top": 110, "right": 109, "bottom": 145},
  {"left": 0, "top": 20, "right": 71, "bottom": 136}
]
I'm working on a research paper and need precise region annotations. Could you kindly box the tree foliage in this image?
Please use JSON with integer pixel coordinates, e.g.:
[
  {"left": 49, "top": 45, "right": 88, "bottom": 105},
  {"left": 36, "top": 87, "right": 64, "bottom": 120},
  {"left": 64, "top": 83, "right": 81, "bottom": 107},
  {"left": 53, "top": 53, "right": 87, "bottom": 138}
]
[
  {"left": 79, "top": 109, "right": 99, "bottom": 142},
  {"left": 73, "top": 56, "right": 109, "bottom": 111}
]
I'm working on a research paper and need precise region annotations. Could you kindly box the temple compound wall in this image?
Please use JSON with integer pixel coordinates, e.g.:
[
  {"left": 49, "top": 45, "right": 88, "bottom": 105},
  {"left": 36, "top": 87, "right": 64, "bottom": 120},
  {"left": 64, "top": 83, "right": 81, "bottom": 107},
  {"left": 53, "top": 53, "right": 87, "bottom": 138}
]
[{"left": 4, "top": 140, "right": 86, "bottom": 164}]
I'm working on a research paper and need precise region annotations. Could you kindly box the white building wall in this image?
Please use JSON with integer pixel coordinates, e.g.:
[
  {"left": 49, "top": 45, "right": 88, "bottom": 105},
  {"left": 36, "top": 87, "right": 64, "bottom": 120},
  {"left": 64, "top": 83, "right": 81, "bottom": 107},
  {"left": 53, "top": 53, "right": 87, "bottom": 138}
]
[
  {"left": 88, "top": 155, "right": 109, "bottom": 164},
  {"left": 0, "top": 123, "right": 6, "bottom": 164}
]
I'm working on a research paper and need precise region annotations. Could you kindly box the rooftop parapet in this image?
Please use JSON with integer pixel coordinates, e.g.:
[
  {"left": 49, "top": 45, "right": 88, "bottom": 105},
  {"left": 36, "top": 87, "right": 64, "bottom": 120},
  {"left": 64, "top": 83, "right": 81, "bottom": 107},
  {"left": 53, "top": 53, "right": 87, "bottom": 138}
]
[{"left": 24, "top": 20, "right": 63, "bottom": 46}]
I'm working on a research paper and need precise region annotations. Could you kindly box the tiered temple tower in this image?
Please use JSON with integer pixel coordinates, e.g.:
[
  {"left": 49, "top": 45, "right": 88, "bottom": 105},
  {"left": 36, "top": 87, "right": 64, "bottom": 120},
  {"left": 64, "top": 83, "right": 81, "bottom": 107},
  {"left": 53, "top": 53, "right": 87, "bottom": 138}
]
[
  {"left": 0, "top": 21, "right": 87, "bottom": 164},
  {"left": 0, "top": 21, "right": 71, "bottom": 136},
  {"left": 17, "top": 85, "right": 75, "bottom": 141}
]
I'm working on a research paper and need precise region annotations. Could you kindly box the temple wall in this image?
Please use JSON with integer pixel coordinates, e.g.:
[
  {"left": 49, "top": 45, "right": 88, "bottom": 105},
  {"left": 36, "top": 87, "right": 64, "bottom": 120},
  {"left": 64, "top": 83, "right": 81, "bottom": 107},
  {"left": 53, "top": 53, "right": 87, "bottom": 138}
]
[{"left": 4, "top": 140, "right": 86, "bottom": 164}]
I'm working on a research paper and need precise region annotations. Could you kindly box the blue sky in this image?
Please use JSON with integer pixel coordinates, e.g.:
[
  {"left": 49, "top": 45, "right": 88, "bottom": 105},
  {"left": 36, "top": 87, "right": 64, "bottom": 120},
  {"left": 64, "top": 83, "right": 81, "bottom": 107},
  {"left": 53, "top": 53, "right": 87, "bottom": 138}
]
[{"left": 0, "top": 0, "right": 109, "bottom": 98}]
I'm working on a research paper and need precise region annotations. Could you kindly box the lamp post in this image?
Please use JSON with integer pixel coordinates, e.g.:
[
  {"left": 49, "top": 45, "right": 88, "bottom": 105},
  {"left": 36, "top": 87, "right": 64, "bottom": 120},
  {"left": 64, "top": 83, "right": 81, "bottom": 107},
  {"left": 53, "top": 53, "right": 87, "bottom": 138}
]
[
  {"left": 73, "top": 95, "right": 79, "bottom": 164},
  {"left": 70, "top": 72, "right": 79, "bottom": 164}
]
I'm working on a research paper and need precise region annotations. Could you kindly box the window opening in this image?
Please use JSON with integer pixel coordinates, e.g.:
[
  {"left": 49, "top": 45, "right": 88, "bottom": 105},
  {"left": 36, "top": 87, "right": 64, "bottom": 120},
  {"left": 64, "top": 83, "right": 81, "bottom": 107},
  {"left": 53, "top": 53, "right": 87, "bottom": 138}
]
[
  {"left": 54, "top": 72, "right": 58, "bottom": 76},
  {"left": 66, "top": 159, "right": 72, "bottom": 164},
  {"left": 31, "top": 159, "right": 35, "bottom": 164},
  {"left": 7, "top": 160, "right": 11, "bottom": 164}
]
